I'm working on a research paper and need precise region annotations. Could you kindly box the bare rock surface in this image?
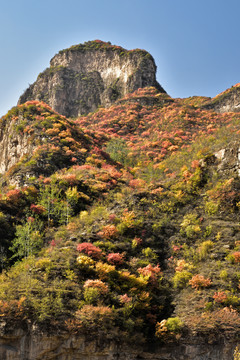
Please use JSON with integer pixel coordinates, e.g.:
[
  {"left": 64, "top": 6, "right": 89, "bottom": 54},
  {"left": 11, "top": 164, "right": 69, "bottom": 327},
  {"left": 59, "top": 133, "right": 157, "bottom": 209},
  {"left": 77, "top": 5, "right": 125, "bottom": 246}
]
[
  {"left": 0, "top": 115, "right": 36, "bottom": 176},
  {"left": 18, "top": 40, "right": 166, "bottom": 117}
]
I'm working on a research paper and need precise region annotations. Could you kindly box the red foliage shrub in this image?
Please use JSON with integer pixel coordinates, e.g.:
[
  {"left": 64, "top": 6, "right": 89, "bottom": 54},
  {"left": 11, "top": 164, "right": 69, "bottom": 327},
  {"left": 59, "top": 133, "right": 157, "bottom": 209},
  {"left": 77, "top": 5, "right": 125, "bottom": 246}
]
[
  {"left": 213, "top": 291, "right": 227, "bottom": 304},
  {"left": 30, "top": 204, "right": 46, "bottom": 214},
  {"left": 76, "top": 242, "right": 102, "bottom": 259},
  {"left": 107, "top": 252, "right": 124, "bottom": 265},
  {"left": 97, "top": 225, "right": 118, "bottom": 239},
  {"left": 83, "top": 279, "right": 109, "bottom": 294},
  {"left": 185, "top": 307, "right": 240, "bottom": 333},
  {"left": 172, "top": 245, "right": 182, "bottom": 252},
  {"left": 61, "top": 173, "right": 77, "bottom": 185},
  {"left": 119, "top": 294, "right": 132, "bottom": 304},
  {"left": 189, "top": 274, "right": 212, "bottom": 290},
  {"left": 50, "top": 239, "right": 56, "bottom": 247},
  {"left": 108, "top": 213, "right": 116, "bottom": 222},
  {"left": 43, "top": 177, "right": 51, "bottom": 184},
  {"left": 6, "top": 189, "right": 22, "bottom": 202},
  {"left": 0, "top": 297, "right": 26, "bottom": 319},
  {"left": 129, "top": 179, "right": 146, "bottom": 189},
  {"left": 233, "top": 252, "right": 240, "bottom": 263},
  {"left": 191, "top": 160, "right": 200, "bottom": 169},
  {"left": 138, "top": 264, "right": 162, "bottom": 285}
]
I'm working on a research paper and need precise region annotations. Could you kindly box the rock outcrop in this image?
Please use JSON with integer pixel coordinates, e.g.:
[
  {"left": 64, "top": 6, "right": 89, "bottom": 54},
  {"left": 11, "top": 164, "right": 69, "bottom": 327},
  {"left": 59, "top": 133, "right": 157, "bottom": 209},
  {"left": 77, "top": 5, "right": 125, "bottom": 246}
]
[
  {"left": 18, "top": 40, "right": 166, "bottom": 117},
  {"left": 198, "top": 142, "right": 240, "bottom": 178},
  {"left": 0, "top": 116, "right": 35, "bottom": 176},
  {"left": 0, "top": 101, "right": 91, "bottom": 183},
  {"left": 203, "top": 83, "right": 240, "bottom": 113}
]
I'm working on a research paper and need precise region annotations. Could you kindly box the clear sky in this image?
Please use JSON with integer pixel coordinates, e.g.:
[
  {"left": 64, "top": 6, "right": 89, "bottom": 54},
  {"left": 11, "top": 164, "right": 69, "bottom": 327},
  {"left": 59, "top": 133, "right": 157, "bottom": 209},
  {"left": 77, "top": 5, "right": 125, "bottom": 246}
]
[{"left": 1, "top": 0, "right": 240, "bottom": 116}]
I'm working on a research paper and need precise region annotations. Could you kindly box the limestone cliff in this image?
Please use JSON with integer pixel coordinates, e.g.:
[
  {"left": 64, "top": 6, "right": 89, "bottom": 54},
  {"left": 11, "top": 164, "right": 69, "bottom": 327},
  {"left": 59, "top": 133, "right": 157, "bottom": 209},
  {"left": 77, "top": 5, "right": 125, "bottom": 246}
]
[
  {"left": 0, "top": 327, "right": 238, "bottom": 360},
  {"left": 18, "top": 40, "right": 166, "bottom": 117}
]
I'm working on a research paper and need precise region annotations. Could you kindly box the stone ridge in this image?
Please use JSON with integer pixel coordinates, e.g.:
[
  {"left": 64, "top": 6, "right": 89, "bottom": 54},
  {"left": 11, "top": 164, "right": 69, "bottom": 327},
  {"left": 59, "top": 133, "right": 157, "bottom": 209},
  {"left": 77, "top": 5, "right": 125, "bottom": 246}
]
[{"left": 18, "top": 40, "right": 166, "bottom": 117}]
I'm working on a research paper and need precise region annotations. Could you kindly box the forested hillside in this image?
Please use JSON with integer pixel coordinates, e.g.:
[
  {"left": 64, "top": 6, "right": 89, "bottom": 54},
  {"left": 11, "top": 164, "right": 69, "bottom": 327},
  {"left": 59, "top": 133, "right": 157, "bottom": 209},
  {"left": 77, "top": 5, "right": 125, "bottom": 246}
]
[{"left": 0, "top": 84, "right": 240, "bottom": 345}]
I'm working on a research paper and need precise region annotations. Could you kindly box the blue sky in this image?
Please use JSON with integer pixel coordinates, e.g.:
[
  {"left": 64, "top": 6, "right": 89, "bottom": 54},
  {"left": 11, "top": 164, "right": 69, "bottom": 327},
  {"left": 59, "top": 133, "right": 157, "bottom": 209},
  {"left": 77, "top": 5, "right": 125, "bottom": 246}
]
[{"left": 1, "top": 0, "right": 240, "bottom": 116}]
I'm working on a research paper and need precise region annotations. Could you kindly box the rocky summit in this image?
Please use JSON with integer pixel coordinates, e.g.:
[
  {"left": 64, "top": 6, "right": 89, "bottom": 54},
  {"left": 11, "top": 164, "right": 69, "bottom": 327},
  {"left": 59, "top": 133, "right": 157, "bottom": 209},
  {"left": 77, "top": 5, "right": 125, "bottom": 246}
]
[{"left": 18, "top": 40, "right": 165, "bottom": 117}]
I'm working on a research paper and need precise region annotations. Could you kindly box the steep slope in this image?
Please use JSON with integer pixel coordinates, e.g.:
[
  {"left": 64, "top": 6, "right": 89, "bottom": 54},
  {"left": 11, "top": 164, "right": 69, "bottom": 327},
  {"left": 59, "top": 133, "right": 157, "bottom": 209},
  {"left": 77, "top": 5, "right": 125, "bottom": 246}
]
[
  {"left": 1, "top": 89, "right": 240, "bottom": 338},
  {"left": 18, "top": 40, "right": 165, "bottom": 117}
]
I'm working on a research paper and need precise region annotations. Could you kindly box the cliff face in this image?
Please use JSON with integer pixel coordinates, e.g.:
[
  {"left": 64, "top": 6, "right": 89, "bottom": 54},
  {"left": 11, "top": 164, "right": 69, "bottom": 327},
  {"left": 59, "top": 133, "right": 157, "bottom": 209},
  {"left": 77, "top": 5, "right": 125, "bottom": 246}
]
[
  {"left": 0, "top": 328, "right": 238, "bottom": 360},
  {"left": 0, "top": 116, "right": 36, "bottom": 175},
  {"left": 18, "top": 40, "right": 165, "bottom": 117}
]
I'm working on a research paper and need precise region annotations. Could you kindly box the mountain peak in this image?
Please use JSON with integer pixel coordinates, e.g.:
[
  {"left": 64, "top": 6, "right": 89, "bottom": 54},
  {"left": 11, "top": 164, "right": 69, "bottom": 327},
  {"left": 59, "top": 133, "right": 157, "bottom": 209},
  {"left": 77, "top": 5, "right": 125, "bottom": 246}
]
[{"left": 18, "top": 40, "right": 166, "bottom": 117}]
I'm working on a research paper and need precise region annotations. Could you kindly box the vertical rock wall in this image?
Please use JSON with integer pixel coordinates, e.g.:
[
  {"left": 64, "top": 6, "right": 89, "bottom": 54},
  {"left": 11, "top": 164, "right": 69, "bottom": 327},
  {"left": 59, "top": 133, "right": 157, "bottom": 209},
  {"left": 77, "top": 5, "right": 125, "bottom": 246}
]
[{"left": 0, "top": 328, "right": 238, "bottom": 360}]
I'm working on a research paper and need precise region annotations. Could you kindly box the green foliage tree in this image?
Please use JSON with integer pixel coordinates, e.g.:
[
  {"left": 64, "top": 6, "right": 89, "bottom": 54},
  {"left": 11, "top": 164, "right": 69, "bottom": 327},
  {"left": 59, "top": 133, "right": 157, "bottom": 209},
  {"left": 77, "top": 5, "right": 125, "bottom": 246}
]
[
  {"left": 106, "top": 138, "right": 130, "bottom": 165},
  {"left": 39, "top": 179, "right": 67, "bottom": 226},
  {"left": 38, "top": 180, "right": 81, "bottom": 226},
  {"left": 65, "top": 186, "right": 80, "bottom": 224},
  {"left": 11, "top": 217, "right": 44, "bottom": 258}
]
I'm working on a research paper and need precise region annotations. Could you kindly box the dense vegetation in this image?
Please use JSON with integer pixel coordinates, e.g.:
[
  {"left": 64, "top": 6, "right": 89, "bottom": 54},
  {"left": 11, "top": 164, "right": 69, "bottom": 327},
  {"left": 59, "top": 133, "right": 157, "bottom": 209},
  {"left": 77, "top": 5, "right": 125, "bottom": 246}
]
[{"left": 0, "top": 86, "right": 240, "bottom": 344}]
